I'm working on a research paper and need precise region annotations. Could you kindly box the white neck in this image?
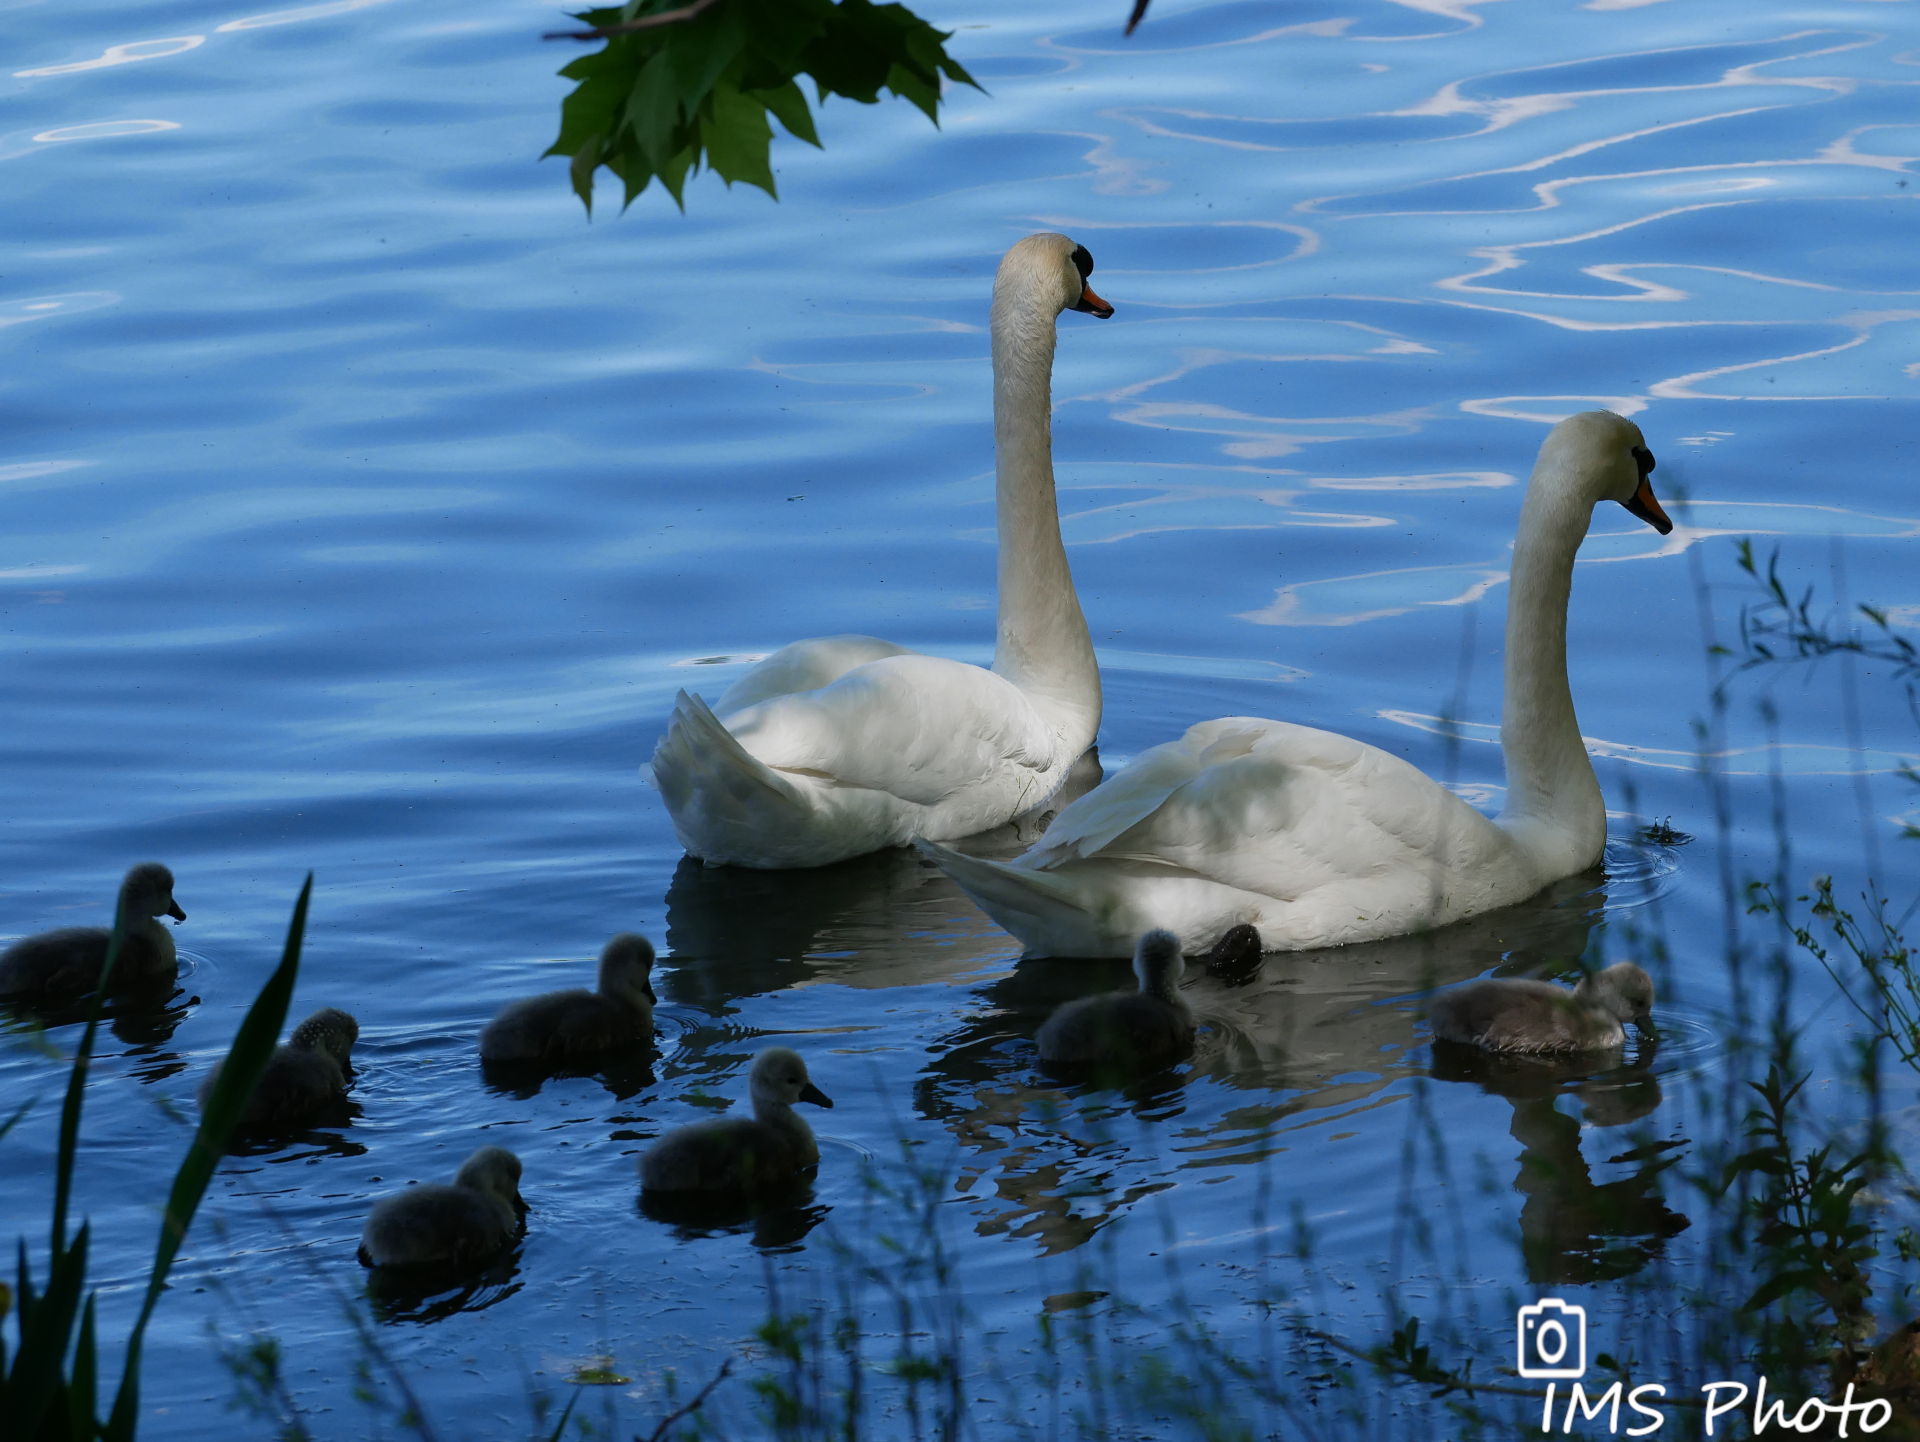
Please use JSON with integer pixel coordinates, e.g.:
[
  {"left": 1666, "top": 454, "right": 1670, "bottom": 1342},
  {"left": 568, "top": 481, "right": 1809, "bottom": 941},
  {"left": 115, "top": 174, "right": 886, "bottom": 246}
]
[
  {"left": 1494, "top": 455, "right": 1607, "bottom": 873},
  {"left": 989, "top": 284, "right": 1101, "bottom": 752}
]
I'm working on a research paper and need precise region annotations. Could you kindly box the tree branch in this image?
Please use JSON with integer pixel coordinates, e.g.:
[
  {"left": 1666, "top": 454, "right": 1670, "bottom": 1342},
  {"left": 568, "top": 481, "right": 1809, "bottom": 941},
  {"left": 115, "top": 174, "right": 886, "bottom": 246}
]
[
  {"left": 544, "top": 0, "right": 724, "bottom": 43},
  {"left": 637, "top": 1357, "right": 733, "bottom": 1442}
]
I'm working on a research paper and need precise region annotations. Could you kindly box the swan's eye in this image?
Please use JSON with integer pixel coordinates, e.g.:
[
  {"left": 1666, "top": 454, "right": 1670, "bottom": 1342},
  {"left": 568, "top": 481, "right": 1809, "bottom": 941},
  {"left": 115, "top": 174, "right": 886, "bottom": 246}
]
[
  {"left": 1070, "top": 245, "right": 1094, "bottom": 280},
  {"left": 1632, "top": 445, "right": 1655, "bottom": 476}
]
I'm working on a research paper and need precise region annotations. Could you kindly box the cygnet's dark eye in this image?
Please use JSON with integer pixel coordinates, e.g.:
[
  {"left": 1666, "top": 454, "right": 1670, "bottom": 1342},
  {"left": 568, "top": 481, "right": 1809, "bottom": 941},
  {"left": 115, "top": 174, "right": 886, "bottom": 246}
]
[
  {"left": 1632, "top": 445, "right": 1655, "bottom": 476},
  {"left": 1070, "top": 244, "right": 1094, "bottom": 280}
]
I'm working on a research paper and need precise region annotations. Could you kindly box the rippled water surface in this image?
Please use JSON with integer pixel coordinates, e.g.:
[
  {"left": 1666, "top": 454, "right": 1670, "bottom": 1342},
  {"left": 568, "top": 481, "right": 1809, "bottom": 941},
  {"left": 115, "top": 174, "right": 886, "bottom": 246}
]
[{"left": 4, "top": 0, "right": 1918, "bottom": 1433}]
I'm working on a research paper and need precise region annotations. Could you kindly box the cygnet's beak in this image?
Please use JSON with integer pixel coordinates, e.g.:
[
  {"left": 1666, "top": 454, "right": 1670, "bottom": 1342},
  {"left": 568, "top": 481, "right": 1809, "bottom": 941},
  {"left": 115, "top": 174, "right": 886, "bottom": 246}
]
[
  {"left": 799, "top": 1081, "right": 833, "bottom": 1109},
  {"left": 166, "top": 901, "right": 187, "bottom": 922},
  {"left": 1620, "top": 477, "right": 1672, "bottom": 535},
  {"left": 1070, "top": 285, "right": 1114, "bottom": 319}
]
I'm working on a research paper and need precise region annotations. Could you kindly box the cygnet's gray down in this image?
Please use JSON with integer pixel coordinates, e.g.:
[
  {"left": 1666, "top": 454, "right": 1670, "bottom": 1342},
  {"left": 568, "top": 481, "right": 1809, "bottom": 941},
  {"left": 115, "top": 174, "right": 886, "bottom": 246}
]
[
  {"left": 1427, "top": 962, "right": 1655, "bottom": 1054},
  {"left": 639, "top": 1046, "right": 832, "bottom": 1193},
  {"left": 0, "top": 863, "right": 186, "bottom": 1000},
  {"left": 359, "top": 1146, "right": 524, "bottom": 1267},
  {"left": 1036, "top": 929, "right": 1195, "bottom": 1068},
  {"left": 478, "top": 934, "right": 656, "bottom": 1062},
  {"left": 200, "top": 1007, "right": 359, "bottom": 1134}
]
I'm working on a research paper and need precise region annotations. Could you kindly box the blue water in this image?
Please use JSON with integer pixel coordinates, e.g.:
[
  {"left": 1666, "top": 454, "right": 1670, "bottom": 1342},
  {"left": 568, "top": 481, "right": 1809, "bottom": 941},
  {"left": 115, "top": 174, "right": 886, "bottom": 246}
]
[{"left": 3, "top": 0, "right": 1917, "bottom": 1433}]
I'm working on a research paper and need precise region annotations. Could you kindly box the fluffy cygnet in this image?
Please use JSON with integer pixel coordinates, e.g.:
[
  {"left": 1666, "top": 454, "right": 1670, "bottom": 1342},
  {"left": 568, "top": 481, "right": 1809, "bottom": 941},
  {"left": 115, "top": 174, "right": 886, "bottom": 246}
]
[
  {"left": 359, "top": 1146, "right": 524, "bottom": 1267},
  {"left": 201, "top": 1007, "right": 358, "bottom": 1134},
  {"left": 1036, "top": 929, "right": 1195, "bottom": 1068},
  {"left": 478, "top": 934, "right": 656, "bottom": 1063},
  {"left": 1202, "top": 923, "right": 1264, "bottom": 985},
  {"left": 0, "top": 863, "right": 185, "bottom": 1000},
  {"left": 639, "top": 1047, "right": 832, "bottom": 1193},
  {"left": 1428, "top": 962, "right": 1655, "bottom": 1054}
]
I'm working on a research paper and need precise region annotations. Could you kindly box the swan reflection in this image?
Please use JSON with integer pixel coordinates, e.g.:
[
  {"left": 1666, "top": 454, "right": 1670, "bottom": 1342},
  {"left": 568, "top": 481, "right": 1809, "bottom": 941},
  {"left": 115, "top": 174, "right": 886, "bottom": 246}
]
[
  {"left": 1432, "top": 1039, "right": 1688, "bottom": 1283},
  {"left": 915, "top": 868, "right": 1614, "bottom": 1256}
]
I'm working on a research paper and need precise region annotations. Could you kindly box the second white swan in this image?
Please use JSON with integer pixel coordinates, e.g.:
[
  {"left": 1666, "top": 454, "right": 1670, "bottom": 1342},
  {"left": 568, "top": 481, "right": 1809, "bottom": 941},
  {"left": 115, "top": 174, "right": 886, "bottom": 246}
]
[
  {"left": 650, "top": 234, "right": 1112, "bottom": 869},
  {"left": 921, "top": 411, "right": 1671, "bottom": 956}
]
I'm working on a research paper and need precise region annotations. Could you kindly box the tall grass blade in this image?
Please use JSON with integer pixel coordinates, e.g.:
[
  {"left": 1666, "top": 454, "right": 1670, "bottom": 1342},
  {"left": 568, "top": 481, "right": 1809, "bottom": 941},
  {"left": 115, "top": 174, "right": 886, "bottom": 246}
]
[
  {"left": 52, "top": 917, "right": 124, "bottom": 1259},
  {"left": 4, "top": 1221, "right": 90, "bottom": 1439},
  {"left": 103, "top": 874, "right": 311, "bottom": 1442},
  {"left": 0, "top": 1097, "right": 33, "bottom": 1148},
  {"left": 69, "top": 1291, "right": 99, "bottom": 1439}
]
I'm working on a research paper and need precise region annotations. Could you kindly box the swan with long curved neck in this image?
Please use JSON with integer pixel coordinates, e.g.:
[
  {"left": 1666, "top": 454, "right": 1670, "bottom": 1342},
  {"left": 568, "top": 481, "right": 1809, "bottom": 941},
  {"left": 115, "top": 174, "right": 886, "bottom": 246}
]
[
  {"left": 651, "top": 234, "right": 1111, "bottom": 869},
  {"left": 920, "top": 411, "right": 1672, "bottom": 956}
]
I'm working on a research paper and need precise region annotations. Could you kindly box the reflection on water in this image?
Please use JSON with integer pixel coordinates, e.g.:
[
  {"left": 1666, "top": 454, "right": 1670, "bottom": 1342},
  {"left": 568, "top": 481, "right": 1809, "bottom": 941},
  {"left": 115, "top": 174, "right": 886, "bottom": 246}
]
[
  {"left": 364, "top": 1249, "right": 526, "bottom": 1325},
  {"left": 662, "top": 751, "right": 1101, "bottom": 1007},
  {"left": 1432, "top": 1036, "right": 1690, "bottom": 1284},
  {"left": 638, "top": 1181, "right": 829, "bottom": 1253}
]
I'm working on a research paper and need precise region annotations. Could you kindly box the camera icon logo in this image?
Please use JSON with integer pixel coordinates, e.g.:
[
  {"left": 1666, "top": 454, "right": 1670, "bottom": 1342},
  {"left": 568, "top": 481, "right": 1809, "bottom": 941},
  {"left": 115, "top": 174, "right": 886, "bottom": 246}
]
[{"left": 1516, "top": 1298, "right": 1587, "bottom": 1379}]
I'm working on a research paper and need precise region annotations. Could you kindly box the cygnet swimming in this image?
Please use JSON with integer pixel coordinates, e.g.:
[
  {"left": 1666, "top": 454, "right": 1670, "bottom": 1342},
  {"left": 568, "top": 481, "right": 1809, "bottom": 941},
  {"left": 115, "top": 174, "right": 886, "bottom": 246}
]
[
  {"left": 639, "top": 1046, "right": 832, "bottom": 1193},
  {"left": 0, "top": 863, "right": 185, "bottom": 1000},
  {"left": 359, "top": 1146, "right": 524, "bottom": 1267},
  {"left": 1427, "top": 962, "right": 1655, "bottom": 1054},
  {"left": 201, "top": 1007, "right": 358, "bottom": 1134},
  {"left": 1036, "top": 929, "right": 1194, "bottom": 1068},
  {"left": 478, "top": 934, "right": 656, "bottom": 1062}
]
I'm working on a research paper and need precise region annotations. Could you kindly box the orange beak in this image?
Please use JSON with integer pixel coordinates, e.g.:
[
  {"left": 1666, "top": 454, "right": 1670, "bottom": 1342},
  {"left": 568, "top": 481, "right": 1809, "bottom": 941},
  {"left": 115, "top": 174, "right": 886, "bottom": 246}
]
[
  {"left": 1070, "top": 284, "right": 1114, "bottom": 319},
  {"left": 1620, "top": 476, "right": 1672, "bottom": 535}
]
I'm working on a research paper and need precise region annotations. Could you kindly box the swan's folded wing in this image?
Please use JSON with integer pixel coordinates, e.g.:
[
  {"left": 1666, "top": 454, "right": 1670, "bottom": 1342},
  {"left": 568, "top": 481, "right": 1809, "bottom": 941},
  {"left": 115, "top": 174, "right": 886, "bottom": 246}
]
[
  {"left": 1015, "top": 717, "right": 1277, "bottom": 867},
  {"left": 715, "top": 636, "right": 916, "bottom": 716},
  {"left": 1032, "top": 718, "right": 1509, "bottom": 897},
  {"left": 724, "top": 653, "right": 1056, "bottom": 808}
]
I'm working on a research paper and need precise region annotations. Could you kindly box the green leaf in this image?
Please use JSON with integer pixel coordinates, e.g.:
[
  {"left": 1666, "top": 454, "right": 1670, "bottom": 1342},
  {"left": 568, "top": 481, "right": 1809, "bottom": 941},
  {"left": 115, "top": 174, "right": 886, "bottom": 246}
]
[
  {"left": 1744, "top": 1267, "right": 1826, "bottom": 1311},
  {"left": 604, "top": 145, "right": 658, "bottom": 209},
  {"left": 658, "top": 140, "right": 699, "bottom": 208},
  {"left": 104, "top": 876, "right": 311, "bottom": 1442},
  {"left": 548, "top": 67, "right": 629, "bottom": 159},
  {"left": 570, "top": 134, "right": 607, "bottom": 210},
  {"left": 666, "top": 0, "right": 746, "bottom": 109},
  {"left": 701, "top": 81, "right": 776, "bottom": 194},
  {"left": 751, "top": 78, "right": 820, "bottom": 146},
  {"left": 627, "top": 48, "right": 688, "bottom": 174}
]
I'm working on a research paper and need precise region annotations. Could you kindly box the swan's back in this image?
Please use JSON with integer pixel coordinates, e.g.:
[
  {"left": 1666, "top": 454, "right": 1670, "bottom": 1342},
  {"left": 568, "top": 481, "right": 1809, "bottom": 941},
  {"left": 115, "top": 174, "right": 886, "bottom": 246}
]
[
  {"left": 0, "top": 862, "right": 183, "bottom": 998},
  {"left": 1036, "top": 992, "right": 1192, "bottom": 1067},
  {"left": 1037, "top": 930, "right": 1194, "bottom": 1068},
  {"left": 0, "top": 927, "right": 172, "bottom": 998},
  {"left": 1428, "top": 978, "right": 1625, "bottom": 1054},
  {"left": 479, "top": 989, "right": 646, "bottom": 1061},
  {"left": 639, "top": 1046, "right": 830, "bottom": 1193},
  {"left": 360, "top": 1146, "right": 522, "bottom": 1267},
  {"left": 639, "top": 1116, "right": 816, "bottom": 1192},
  {"left": 361, "top": 1185, "right": 518, "bottom": 1266},
  {"left": 478, "top": 934, "right": 655, "bottom": 1062},
  {"left": 203, "top": 1006, "right": 358, "bottom": 1134}
]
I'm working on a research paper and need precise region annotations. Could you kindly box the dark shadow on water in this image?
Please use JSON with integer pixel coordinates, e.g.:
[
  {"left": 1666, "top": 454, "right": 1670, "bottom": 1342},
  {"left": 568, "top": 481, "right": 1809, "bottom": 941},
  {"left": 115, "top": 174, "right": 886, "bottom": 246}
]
[
  {"left": 223, "top": 1100, "right": 368, "bottom": 1160},
  {"left": 907, "top": 867, "right": 1615, "bottom": 1255},
  {"left": 479, "top": 1048, "right": 658, "bottom": 1102},
  {"left": 2, "top": 980, "right": 198, "bottom": 1049},
  {"left": 363, "top": 1245, "right": 526, "bottom": 1324},
  {"left": 637, "top": 1178, "right": 829, "bottom": 1252},
  {"left": 661, "top": 750, "right": 1103, "bottom": 1008}
]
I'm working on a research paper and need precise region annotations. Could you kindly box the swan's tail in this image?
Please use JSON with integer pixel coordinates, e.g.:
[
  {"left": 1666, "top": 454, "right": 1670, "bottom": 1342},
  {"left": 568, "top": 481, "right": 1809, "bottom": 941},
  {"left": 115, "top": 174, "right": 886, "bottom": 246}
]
[
  {"left": 914, "top": 839, "right": 1125, "bottom": 957},
  {"left": 651, "top": 690, "right": 809, "bottom": 865}
]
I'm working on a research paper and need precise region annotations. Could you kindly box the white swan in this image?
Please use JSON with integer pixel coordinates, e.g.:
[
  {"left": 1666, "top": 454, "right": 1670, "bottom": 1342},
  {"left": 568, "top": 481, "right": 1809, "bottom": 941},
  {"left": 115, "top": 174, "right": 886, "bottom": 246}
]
[
  {"left": 920, "top": 411, "right": 1672, "bottom": 956},
  {"left": 650, "top": 234, "right": 1112, "bottom": 869}
]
